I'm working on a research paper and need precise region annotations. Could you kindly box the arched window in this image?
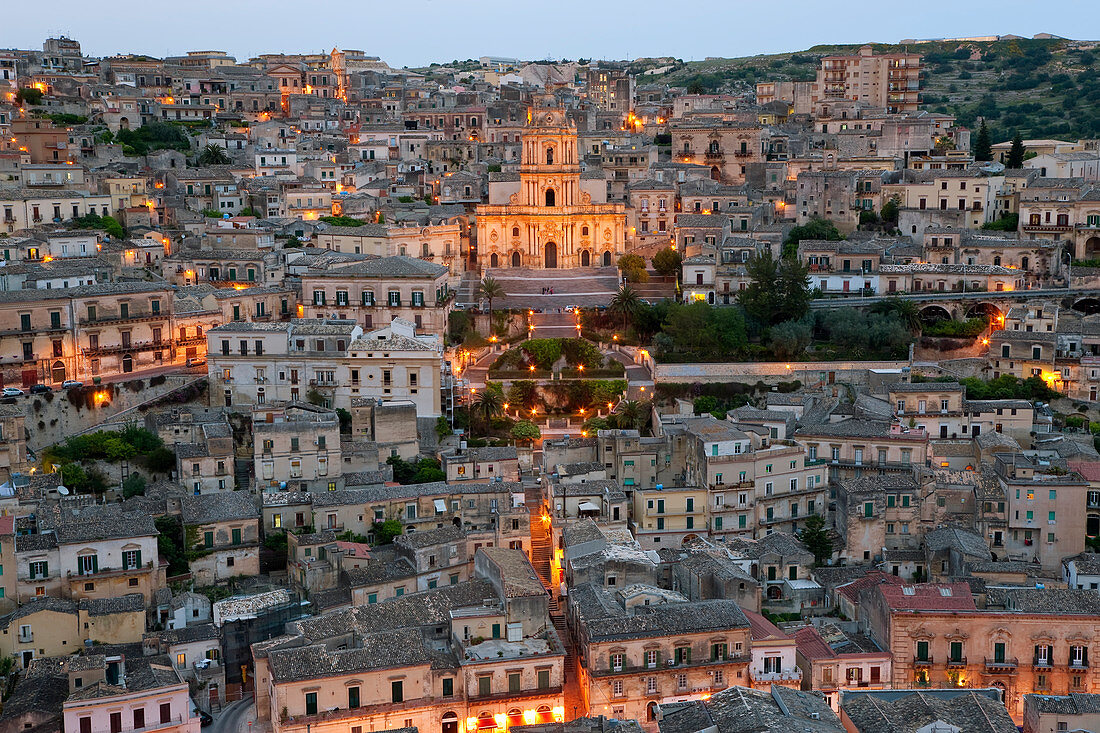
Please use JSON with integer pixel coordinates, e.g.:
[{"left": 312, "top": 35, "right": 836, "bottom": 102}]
[
  {"left": 512, "top": 226, "right": 520, "bottom": 238},
  {"left": 581, "top": 226, "right": 589, "bottom": 236},
  {"left": 536, "top": 706, "right": 553, "bottom": 724},
  {"left": 545, "top": 189, "right": 556, "bottom": 207},
  {"left": 122, "top": 354, "right": 133, "bottom": 373},
  {"left": 546, "top": 147, "right": 554, "bottom": 165}
]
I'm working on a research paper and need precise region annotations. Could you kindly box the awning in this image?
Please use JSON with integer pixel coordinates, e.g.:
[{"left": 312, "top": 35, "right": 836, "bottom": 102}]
[
  {"left": 578, "top": 501, "right": 600, "bottom": 512},
  {"left": 434, "top": 499, "right": 447, "bottom": 513}
]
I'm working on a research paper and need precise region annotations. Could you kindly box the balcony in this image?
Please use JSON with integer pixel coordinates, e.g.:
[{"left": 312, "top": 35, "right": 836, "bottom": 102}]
[
  {"left": 984, "top": 657, "right": 1018, "bottom": 673},
  {"left": 945, "top": 657, "right": 967, "bottom": 669},
  {"left": 914, "top": 656, "right": 933, "bottom": 668},
  {"left": 1033, "top": 656, "right": 1053, "bottom": 669},
  {"left": 704, "top": 150, "right": 723, "bottom": 161},
  {"left": 67, "top": 562, "right": 154, "bottom": 580},
  {"left": 83, "top": 339, "right": 170, "bottom": 356},
  {"left": 176, "top": 335, "right": 206, "bottom": 347},
  {"left": 591, "top": 654, "right": 748, "bottom": 678},
  {"left": 80, "top": 309, "right": 169, "bottom": 327},
  {"left": 750, "top": 668, "right": 802, "bottom": 684},
  {"left": 85, "top": 716, "right": 187, "bottom": 733},
  {"left": 1067, "top": 658, "right": 1089, "bottom": 670},
  {"left": 467, "top": 685, "right": 563, "bottom": 703}
]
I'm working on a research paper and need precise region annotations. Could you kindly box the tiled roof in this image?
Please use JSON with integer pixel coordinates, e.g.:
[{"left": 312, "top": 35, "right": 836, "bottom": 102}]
[
  {"left": 877, "top": 582, "right": 977, "bottom": 612},
  {"left": 181, "top": 492, "right": 258, "bottom": 524},
  {"left": 840, "top": 689, "right": 1016, "bottom": 733}
]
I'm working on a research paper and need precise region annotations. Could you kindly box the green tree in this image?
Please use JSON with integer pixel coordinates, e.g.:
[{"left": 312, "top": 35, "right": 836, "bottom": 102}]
[
  {"left": 776, "top": 258, "right": 812, "bottom": 323},
  {"left": 142, "top": 446, "right": 176, "bottom": 475},
  {"left": 973, "top": 120, "right": 992, "bottom": 161},
  {"left": 582, "top": 416, "right": 610, "bottom": 433},
  {"left": 198, "top": 144, "right": 231, "bottom": 165},
  {"left": 618, "top": 253, "right": 648, "bottom": 283},
  {"left": 511, "top": 420, "right": 541, "bottom": 443},
  {"left": 608, "top": 285, "right": 643, "bottom": 330},
  {"left": 781, "top": 218, "right": 842, "bottom": 259},
  {"left": 15, "top": 88, "right": 44, "bottom": 106},
  {"left": 769, "top": 318, "right": 812, "bottom": 360},
  {"left": 1006, "top": 133, "right": 1026, "bottom": 168},
  {"left": 871, "top": 297, "right": 921, "bottom": 332},
  {"left": 372, "top": 519, "right": 404, "bottom": 545},
  {"left": 335, "top": 408, "right": 352, "bottom": 434},
  {"left": 880, "top": 195, "right": 901, "bottom": 225},
  {"left": 477, "top": 275, "right": 505, "bottom": 319},
  {"left": 155, "top": 515, "right": 188, "bottom": 576},
  {"left": 411, "top": 457, "right": 446, "bottom": 484},
  {"left": 122, "top": 472, "right": 147, "bottom": 499},
  {"left": 800, "top": 514, "right": 833, "bottom": 565},
  {"left": 611, "top": 400, "right": 645, "bottom": 431},
  {"left": 738, "top": 250, "right": 780, "bottom": 325},
  {"left": 652, "top": 247, "right": 683, "bottom": 277},
  {"left": 474, "top": 386, "right": 505, "bottom": 426},
  {"left": 386, "top": 455, "right": 416, "bottom": 484},
  {"left": 686, "top": 80, "right": 705, "bottom": 95}
]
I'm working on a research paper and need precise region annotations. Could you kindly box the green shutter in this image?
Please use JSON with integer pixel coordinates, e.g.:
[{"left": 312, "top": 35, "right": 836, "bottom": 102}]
[
  {"left": 204, "top": 531, "right": 213, "bottom": 548},
  {"left": 91, "top": 555, "right": 98, "bottom": 574},
  {"left": 135, "top": 550, "right": 142, "bottom": 569}
]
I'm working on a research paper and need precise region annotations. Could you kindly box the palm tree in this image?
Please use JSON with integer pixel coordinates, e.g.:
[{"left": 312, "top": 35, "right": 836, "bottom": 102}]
[
  {"left": 477, "top": 276, "right": 505, "bottom": 319},
  {"left": 474, "top": 387, "right": 504, "bottom": 428},
  {"left": 608, "top": 285, "right": 642, "bottom": 331},
  {"left": 612, "top": 399, "right": 645, "bottom": 431},
  {"left": 198, "top": 144, "right": 230, "bottom": 166},
  {"left": 872, "top": 297, "right": 921, "bottom": 333}
]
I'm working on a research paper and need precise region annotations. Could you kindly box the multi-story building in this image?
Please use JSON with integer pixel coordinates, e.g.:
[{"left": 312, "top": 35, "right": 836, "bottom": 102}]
[
  {"left": 995, "top": 452, "right": 1087, "bottom": 570},
  {"left": 793, "top": 622, "right": 892, "bottom": 711},
  {"left": 254, "top": 551, "right": 565, "bottom": 733},
  {"left": 181, "top": 493, "right": 261, "bottom": 585},
  {"left": 476, "top": 102, "right": 627, "bottom": 270},
  {"left": 254, "top": 409, "right": 342, "bottom": 491},
  {"left": 862, "top": 583, "right": 1100, "bottom": 722},
  {"left": 176, "top": 421, "right": 236, "bottom": 494},
  {"left": 630, "top": 485, "right": 707, "bottom": 548},
  {"left": 15, "top": 507, "right": 162, "bottom": 604},
  {"left": 299, "top": 255, "right": 452, "bottom": 335},
  {"left": 670, "top": 122, "right": 764, "bottom": 185},
  {"left": 61, "top": 653, "right": 201, "bottom": 733},
  {"left": 1018, "top": 179, "right": 1100, "bottom": 259},
  {"left": 207, "top": 317, "right": 443, "bottom": 416},
  {"left": 817, "top": 45, "right": 922, "bottom": 114},
  {"left": 0, "top": 188, "right": 114, "bottom": 235},
  {"left": 882, "top": 169, "right": 1003, "bottom": 237},
  {"left": 586, "top": 65, "right": 635, "bottom": 115},
  {"left": 676, "top": 416, "right": 827, "bottom": 539},
  {"left": 570, "top": 582, "right": 752, "bottom": 723}
]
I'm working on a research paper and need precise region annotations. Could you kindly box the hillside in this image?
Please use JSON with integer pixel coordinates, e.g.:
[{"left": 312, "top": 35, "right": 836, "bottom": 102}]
[{"left": 638, "top": 38, "right": 1100, "bottom": 141}]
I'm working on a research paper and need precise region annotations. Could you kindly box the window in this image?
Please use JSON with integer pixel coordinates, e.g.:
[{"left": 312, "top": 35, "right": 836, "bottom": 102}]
[
  {"left": 508, "top": 672, "right": 521, "bottom": 693},
  {"left": 305, "top": 692, "right": 318, "bottom": 715},
  {"left": 348, "top": 686, "right": 360, "bottom": 708},
  {"left": 391, "top": 680, "right": 403, "bottom": 703},
  {"left": 612, "top": 680, "right": 624, "bottom": 697},
  {"left": 478, "top": 676, "right": 491, "bottom": 696},
  {"left": 537, "top": 669, "right": 550, "bottom": 689},
  {"left": 442, "top": 678, "right": 454, "bottom": 697},
  {"left": 949, "top": 641, "right": 963, "bottom": 663}
]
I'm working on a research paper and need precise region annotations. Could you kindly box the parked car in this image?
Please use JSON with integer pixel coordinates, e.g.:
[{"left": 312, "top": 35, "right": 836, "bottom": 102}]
[
  {"left": 29, "top": 384, "right": 50, "bottom": 394},
  {"left": 1, "top": 387, "right": 24, "bottom": 397},
  {"left": 61, "top": 380, "right": 83, "bottom": 389},
  {"left": 186, "top": 357, "right": 206, "bottom": 368}
]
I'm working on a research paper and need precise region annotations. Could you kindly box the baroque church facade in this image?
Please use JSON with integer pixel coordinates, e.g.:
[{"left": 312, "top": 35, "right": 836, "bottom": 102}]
[{"left": 476, "top": 104, "right": 627, "bottom": 270}]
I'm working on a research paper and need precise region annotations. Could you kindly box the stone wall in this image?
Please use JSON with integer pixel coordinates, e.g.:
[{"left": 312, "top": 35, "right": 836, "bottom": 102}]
[
  {"left": 21, "top": 374, "right": 205, "bottom": 451},
  {"left": 652, "top": 360, "right": 910, "bottom": 386}
]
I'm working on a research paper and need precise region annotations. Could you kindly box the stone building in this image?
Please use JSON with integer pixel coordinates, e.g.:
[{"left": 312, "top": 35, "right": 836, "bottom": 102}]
[{"left": 476, "top": 101, "right": 627, "bottom": 270}]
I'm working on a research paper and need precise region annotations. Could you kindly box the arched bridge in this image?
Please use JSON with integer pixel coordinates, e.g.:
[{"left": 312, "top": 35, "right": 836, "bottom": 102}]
[{"left": 808, "top": 288, "right": 1100, "bottom": 320}]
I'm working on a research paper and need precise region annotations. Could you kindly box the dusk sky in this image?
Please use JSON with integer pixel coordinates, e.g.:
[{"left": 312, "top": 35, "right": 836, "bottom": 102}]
[{"left": 3, "top": 0, "right": 1097, "bottom": 68}]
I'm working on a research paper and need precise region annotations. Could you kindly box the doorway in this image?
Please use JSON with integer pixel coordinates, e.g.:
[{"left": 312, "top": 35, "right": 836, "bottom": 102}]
[{"left": 544, "top": 242, "right": 557, "bottom": 269}]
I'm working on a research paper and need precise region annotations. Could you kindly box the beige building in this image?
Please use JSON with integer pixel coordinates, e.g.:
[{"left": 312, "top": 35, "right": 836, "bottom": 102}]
[
  {"left": 181, "top": 493, "right": 261, "bottom": 585},
  {"left": 254, "top": 408, "right": 342, "bottom": 491},
  {"left": 208, "top": 317, "right": 443, "bottom": 416},
  {"left": 0, "top": 593, "right": 146, "bottom": 668},
  {"left": 15, "top": 508, "right": 162, "bottom": 605},
  {"left": 670, "top": 122, "right": 764, "bottom": 185},
  {"left": 255, "top": 551, "right": 565, "bottom": 733},
  {"left": 300, "top": 255, "right": 452, "bottom": 335},
  {"left": 570, "top": 583, "right": 752, "bottom": 724},
  {"left": 476, "top": 102, "right": 627, "bottom": 270}
]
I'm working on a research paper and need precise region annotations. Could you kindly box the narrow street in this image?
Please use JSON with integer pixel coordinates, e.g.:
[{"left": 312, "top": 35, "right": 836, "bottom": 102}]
[{"left": 526, "top": 479, "right": 586, "bottom": 719}]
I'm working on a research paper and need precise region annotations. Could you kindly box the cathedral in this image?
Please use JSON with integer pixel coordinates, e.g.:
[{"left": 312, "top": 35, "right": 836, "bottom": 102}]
[{"left": 476, "top": 103, "right": 627, "bottom": 270}]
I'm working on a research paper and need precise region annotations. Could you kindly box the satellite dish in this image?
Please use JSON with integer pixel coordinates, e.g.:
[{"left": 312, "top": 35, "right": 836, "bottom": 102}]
[{"left": 56, "top": 485, "right": 70, "bottom": 496}]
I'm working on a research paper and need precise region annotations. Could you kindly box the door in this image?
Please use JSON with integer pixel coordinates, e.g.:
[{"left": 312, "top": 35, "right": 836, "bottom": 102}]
[
  {"left": 581, "top": 250, "right": 590, "bottom": 266},
  {"left": 544, "top": 242, "right": 557, "bottom": 269}
]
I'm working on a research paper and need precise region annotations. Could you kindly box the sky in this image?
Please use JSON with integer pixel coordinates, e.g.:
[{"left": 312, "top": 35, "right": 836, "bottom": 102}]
[{"left": 3, "top": 0, "right": 1098, "bottom": 69}]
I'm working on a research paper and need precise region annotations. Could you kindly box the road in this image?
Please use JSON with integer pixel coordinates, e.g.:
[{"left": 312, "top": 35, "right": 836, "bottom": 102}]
[
  {"left": 807, "top": 287, "right": 1100, "bottom": 309},
  {"left": 209, "top": 698, "right": 259, "bottom": 733}
]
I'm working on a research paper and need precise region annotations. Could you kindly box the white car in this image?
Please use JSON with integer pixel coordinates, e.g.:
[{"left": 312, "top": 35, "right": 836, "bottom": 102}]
[
  {"left": 61, "top": 380, "right": 83, "bottom": 389},
  {"left": 2, "top": 387, "right": 24, "bottom": 397}
]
